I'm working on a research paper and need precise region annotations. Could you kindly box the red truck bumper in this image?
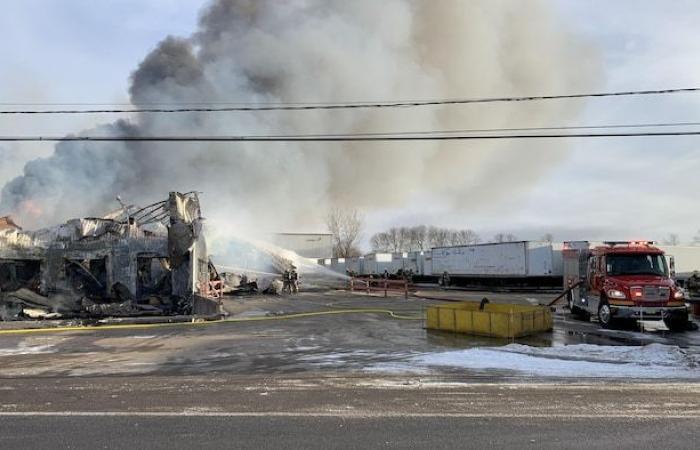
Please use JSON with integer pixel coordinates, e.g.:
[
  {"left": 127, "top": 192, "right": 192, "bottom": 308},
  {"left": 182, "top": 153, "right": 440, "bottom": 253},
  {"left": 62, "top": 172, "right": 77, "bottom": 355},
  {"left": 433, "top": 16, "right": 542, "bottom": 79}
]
[{"left": 610, "top": 305, "right": 688, "bottom": 320}]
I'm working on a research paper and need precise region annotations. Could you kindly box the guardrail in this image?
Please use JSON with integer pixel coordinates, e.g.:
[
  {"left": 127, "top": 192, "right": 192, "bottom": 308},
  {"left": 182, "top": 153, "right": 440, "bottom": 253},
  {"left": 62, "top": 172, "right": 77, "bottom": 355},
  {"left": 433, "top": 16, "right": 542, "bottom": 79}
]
[{"left": 349, "top": 276, "right": 411, "bottom": 299}]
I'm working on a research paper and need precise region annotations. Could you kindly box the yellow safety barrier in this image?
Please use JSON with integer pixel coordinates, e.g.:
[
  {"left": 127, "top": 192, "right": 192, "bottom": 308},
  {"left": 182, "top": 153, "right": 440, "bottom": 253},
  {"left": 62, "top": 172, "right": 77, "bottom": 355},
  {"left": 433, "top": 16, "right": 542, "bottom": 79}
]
[
  {"left": 0, "top": 308, "right": 422, "bottom": 335},
  {"left": 426, "top": 301, "right": 552, "bottom": 338}
]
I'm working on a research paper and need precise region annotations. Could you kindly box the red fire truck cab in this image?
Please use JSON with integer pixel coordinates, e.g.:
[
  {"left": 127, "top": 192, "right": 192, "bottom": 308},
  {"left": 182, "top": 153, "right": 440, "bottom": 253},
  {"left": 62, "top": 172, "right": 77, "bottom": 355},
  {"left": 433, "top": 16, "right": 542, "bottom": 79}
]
[{"left": 564, "top": 241, "right": 689, "bottom": 329}]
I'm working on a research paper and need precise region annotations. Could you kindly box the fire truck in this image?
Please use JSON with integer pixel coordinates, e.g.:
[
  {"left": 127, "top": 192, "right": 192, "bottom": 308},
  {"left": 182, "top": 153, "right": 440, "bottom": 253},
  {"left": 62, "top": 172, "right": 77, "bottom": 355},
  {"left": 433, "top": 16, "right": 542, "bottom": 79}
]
[{"left": 563, "top": 241, "right": 689, "bottom": 329}]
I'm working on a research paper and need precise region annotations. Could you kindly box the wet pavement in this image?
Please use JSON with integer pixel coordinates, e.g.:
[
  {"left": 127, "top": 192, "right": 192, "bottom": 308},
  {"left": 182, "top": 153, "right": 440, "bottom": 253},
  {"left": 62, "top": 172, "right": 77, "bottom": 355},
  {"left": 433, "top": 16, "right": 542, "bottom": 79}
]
[
  {"left": 1, "top": 289, "right": 699, "bottom": 448},
  {"left": 0, "top": 289, "right": 697, "bottom": 378}
]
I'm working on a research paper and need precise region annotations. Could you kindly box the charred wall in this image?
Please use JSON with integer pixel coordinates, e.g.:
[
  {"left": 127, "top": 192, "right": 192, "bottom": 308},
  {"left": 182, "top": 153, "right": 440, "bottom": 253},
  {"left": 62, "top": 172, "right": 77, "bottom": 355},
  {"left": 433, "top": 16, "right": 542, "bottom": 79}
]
[{"left": 0, "top": 192, "right": 212, "bottom": 320}]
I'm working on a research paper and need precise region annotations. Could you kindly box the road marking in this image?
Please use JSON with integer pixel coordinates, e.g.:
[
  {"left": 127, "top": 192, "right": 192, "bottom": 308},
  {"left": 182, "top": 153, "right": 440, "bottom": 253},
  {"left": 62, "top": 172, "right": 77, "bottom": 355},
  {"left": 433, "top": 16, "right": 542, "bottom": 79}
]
[{"left": 0, "top": 411, "right": 698, "bottom": 419}]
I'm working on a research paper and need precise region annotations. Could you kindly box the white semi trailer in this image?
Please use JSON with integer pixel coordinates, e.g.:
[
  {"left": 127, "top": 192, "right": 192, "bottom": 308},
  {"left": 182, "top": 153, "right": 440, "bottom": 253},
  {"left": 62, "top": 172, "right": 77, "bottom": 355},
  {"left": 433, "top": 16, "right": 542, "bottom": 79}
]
[
  {"left": 362, "top": 253, "right": 409, "bottom": 275},
  {"left": 317, "top": 240, "right": 700, "bottom": 291},
  {"left": 430, "top": 241, "right": 559, "bottom": 276},
  {"left": 429, "top": 241, "right": 563, "bottom": 287}
]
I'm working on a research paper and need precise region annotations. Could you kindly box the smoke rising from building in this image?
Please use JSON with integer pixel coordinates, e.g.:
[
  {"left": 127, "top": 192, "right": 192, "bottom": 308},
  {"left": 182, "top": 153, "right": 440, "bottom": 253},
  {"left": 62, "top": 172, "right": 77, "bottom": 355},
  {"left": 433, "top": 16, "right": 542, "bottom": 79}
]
[{"left": 0, "top": 0, "right": 600, "bottom": 249}]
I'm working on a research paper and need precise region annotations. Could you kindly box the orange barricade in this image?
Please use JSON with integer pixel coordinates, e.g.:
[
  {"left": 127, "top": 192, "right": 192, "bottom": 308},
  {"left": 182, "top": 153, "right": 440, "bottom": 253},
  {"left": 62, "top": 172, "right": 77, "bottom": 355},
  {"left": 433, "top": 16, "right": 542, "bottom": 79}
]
[{"left": 349, "top": 276, "right": 412, "bottom": 299}]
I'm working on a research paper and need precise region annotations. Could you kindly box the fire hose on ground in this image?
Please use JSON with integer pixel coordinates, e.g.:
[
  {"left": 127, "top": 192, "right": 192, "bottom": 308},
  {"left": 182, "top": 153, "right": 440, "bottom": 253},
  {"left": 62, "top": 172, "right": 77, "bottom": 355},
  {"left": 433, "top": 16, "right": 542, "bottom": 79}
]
[{"left": 0, "top": 308, "right": 424, "bottom": 335}]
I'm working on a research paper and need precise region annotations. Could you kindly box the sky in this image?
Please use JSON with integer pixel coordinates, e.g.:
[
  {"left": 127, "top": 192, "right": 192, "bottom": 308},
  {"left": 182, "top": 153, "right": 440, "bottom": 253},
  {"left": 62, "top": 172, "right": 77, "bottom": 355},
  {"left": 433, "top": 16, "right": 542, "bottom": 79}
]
[
  {"left": 1, "top": 0, "right": 700, "bottom": 247},
  {"left": 0, "top": 0, "right": 205, "bottom": 179}
]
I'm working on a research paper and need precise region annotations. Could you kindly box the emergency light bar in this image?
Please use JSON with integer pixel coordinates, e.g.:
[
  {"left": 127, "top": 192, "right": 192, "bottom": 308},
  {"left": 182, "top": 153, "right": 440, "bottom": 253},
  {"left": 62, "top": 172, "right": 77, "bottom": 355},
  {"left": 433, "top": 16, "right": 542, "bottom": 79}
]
[{"left": 603, "top": 241, "right": 655, "bottom": 247}]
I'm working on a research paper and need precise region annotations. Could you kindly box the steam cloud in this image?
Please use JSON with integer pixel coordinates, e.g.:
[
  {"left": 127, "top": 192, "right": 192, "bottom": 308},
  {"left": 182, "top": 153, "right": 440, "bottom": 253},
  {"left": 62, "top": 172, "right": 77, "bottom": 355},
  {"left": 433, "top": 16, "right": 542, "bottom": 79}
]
[{"left": 0, "top": 0, "right": 600, "bottom": 246}]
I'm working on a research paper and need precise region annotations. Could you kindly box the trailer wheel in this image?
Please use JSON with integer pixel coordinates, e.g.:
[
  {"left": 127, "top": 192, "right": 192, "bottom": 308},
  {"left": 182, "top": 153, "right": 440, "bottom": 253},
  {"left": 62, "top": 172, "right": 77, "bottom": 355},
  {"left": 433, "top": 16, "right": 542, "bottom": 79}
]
[{"left": 598, "top": 300, "right": 614, "bottom": 328}]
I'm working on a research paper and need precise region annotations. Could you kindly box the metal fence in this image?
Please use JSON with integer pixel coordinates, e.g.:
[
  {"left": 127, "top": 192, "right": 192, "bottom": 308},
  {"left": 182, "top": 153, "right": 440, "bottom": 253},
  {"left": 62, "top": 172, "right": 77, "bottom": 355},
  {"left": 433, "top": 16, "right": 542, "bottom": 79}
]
[{"left": 349, "top": 276, "right": 412, "bottom": 299}]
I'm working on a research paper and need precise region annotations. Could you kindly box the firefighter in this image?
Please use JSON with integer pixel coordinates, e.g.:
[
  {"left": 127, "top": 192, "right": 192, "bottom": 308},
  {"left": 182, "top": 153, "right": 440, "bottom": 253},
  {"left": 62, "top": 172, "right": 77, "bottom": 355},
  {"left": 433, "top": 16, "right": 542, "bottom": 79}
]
[
  {"left": 440, "top": 271, "right": 451, "bottom": 289},
  {"left": 290, "top": 266, "right": 299, "bottom": 294},
  {"left": 687, "top": 270, "right": 700, "bottom": 297},
  {"left": 282, "top": 269, "right": 291, "bottom": 294}
]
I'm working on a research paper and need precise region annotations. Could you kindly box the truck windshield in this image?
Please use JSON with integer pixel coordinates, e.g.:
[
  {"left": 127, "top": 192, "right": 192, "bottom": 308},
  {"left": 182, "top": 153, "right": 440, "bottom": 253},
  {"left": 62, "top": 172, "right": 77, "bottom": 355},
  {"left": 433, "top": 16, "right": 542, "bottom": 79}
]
[{"left": 606, "top": 254, "right": 668, "bottom": 276}]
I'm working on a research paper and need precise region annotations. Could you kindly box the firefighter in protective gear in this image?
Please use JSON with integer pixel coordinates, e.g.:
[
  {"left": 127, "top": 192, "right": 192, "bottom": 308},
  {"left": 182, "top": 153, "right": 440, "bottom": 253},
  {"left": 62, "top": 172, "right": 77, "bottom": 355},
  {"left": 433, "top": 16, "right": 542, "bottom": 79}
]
[
  {"left": 290, "top": 266, "right": 299, "bottom": 294},
  {"left": 282, "top": 269, "right": 291, "bottom": 294},
  {"left": 440, "top": 271, "right": 451, "bottom": 289}
]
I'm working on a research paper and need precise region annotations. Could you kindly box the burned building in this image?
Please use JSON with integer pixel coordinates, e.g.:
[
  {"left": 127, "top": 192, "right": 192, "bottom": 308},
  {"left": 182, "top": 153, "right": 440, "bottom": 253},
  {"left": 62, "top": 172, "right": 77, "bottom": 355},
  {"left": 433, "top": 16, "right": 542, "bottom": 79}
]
[{"left": 0, "top": 192, "right": 220, "bottom": 321}]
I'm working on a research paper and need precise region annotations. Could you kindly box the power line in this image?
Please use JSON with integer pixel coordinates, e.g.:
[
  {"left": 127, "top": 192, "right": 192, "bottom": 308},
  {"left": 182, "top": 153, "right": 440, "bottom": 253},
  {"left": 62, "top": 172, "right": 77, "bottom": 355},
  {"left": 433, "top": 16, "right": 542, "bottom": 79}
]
[
  {"left": 1, "top": 87, "right": 699, "bottom": 114},
  {"left": 5, "top": 120, "right": 700, "bottom": 141},
  {"left": 2, "top": 119, "right": 700, "bottom": 142},
  {"left": 3, "top": 130, "right": 700, "bottom": 142},
  {"left": 275, "top": 120, "right": 700, "bottom": 138}
]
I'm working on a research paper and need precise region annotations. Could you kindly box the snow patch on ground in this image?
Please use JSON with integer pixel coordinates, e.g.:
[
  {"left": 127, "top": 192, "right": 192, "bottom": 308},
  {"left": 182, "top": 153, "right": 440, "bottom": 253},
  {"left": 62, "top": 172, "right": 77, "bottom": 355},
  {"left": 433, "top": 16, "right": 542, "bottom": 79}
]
[
  {"left": 298, "top": 350, "right": 417, "bottom": 370},
  {"left": 298, "top": 350, "right": 379, "bottom": 366},
  {"left": 404, "top": 343, "right": 700, "bottom": 378},
  {"left": 0, "top": 343, "right": 55, "bottom": 356},
  {"left": 289, "top": 345, "right": 323, "bottom": 352}
]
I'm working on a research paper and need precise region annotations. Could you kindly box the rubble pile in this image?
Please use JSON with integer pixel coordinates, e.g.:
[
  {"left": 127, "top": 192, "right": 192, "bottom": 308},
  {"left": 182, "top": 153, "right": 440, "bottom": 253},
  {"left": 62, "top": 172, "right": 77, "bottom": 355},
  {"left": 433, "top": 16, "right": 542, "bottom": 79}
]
[
  {"left": 215, "top": 238, "right": 296, "bottom": 296},
  {"left": 216, "top": 242, "right": 342, "bottom": 296},
  {"left": 0, "top": 192, "right": 218, "bottom": 321}
]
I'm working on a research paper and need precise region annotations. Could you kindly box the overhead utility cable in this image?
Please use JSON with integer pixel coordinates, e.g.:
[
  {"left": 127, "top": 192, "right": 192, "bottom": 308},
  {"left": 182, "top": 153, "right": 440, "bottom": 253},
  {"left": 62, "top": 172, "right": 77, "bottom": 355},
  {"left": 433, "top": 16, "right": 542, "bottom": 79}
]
[
  {"left": 4, "top": 120, "right": 700, "bottom": 142},
  {"left": 1, "top": 87, "right": 699, "bottom": 114},
  {"left": 253, "top": 120, "right": 700, "bottom": 138},
  {"left": 3, "top": 130, "right": 700, "bottom": 142}
]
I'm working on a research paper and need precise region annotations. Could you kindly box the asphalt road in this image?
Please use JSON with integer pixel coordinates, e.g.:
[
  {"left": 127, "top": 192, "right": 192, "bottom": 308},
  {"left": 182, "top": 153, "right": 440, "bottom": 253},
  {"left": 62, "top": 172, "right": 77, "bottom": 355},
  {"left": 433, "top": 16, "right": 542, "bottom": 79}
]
[
  {"left": 2, "top": 415, "right": 697, "bottom": 449},
  {"left": 1, "top": 376, "right": 699, "bottom": 449}
]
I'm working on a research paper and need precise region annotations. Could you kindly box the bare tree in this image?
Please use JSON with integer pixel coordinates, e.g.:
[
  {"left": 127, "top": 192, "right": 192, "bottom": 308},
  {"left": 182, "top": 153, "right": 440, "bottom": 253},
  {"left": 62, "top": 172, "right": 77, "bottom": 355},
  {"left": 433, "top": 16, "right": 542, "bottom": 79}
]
[
  {"left": 692, "top": 230, "right": 700, "bottom": 246},
  {"left": 385, "top": 227, "right": 401, "bottom": 252},
  {"left": 541, "top": 233, "right": 554, "bottom": 243},
  {"left": 454, "top": 229, "right": 480, "bottom": 245},
  {"left": 429, "top": 226, "right": 450, "bottom": 247},
  {"left": 447, "top": 230, "right": 458, "bottom": 245},
  {"left": 370, "top": 232, "right": 390, "bottom": 252},
  {"left": 370, "top": 234, "right": 380, "bottom": 252},
  {"left": 398, "top": 227, "right": 411, "bottom": 253},
  {"left": 408, "top": 225, "right": 428, "bottom": 251},
  {"left": 371, "top": 225, "right": 480, "bottom": 252},
  {"left": 492, "top": 233, "right": 518, "bottom": 243},
  {"left": 663, "top": 233, "right": 680, "bottom": 246},
  {"left": 326, "top": 208, "right": 363, "bottom": 257}
]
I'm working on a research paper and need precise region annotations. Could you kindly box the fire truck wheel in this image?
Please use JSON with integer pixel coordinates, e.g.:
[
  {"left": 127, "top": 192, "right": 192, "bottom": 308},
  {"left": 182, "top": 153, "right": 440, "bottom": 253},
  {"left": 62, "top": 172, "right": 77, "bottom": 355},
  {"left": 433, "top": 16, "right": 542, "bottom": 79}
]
[
  {"left": 598, "top": 301, "right": 614, "bottom": 328},
  {"left": 568, "top": 292, "right": 589, "bottom": 320}
]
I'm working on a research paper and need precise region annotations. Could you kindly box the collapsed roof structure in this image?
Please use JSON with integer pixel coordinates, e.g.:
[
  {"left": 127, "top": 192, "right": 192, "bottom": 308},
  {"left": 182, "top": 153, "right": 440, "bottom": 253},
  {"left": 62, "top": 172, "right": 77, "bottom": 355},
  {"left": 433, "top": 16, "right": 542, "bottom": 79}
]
[{"left": 0, "top": 192, "right": 220, "bottom": 321}]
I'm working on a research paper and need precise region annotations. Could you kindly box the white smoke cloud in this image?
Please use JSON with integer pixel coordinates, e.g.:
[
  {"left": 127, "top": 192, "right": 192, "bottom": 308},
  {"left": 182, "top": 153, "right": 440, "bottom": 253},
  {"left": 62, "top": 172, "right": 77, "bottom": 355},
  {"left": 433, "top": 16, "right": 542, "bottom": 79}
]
[{"left": 0, "top": 0, "right": 601, "bottom": 246}]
